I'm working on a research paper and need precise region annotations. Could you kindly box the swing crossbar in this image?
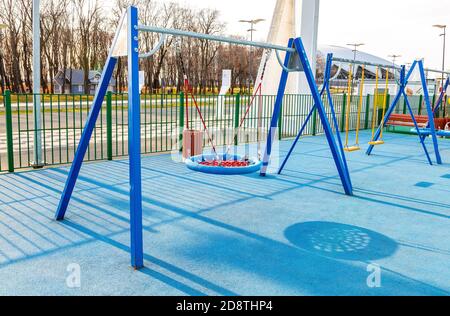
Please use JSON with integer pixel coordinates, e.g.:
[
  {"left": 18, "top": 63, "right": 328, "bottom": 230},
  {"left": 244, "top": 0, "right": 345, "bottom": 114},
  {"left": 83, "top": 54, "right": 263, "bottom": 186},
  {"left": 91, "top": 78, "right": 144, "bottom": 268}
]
[
  {"left": 333, "top": 57, "right": 450, "bottom": 75},
  {"left": 137, "top": 25, "right": 296, "bottom": 53},
  {"left": 333, "top": 57, "right": 400, "bottom": 70}
]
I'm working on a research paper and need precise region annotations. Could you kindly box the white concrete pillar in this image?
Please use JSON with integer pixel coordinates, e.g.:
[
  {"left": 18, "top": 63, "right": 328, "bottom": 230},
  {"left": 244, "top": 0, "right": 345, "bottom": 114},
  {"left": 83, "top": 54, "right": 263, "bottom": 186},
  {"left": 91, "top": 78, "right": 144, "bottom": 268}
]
[
  {"left": 297, "top": 0, "right": 320, "bottom": 94},
  {"left": 257, "top": 0, "right": 320, "bottom": 95},
  {"left": 258, "top": 0, "right": 297, "bottom": 95},
  {"left": 252, "top": 0, "right": 320, "bottom": 145}
]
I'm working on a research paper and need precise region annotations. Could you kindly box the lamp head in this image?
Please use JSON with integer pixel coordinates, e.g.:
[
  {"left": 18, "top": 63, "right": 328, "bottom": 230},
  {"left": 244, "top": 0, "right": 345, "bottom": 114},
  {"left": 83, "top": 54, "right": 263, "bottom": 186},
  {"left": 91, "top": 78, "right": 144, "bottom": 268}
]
[
  {"left": 239, "top": 19, "right": 265, "bottom": 24},
  {"left": 252, "top": 19, "right": 265, "bottom": 24}
]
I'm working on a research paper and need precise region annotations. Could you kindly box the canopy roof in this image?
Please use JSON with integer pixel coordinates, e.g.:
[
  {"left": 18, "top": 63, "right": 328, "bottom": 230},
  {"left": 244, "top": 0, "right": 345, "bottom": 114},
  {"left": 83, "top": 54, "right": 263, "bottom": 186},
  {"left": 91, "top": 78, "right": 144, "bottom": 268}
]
[{"left": 318, "top": 45, "right": 396, "bottom": 78}]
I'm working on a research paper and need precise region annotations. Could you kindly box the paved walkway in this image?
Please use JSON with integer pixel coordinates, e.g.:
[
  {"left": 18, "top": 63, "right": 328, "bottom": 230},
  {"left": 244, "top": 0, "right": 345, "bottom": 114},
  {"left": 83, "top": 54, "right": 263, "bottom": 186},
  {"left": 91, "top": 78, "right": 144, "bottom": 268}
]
[{"left": 0, "top": 131, "right": 449, "bottom": 295}]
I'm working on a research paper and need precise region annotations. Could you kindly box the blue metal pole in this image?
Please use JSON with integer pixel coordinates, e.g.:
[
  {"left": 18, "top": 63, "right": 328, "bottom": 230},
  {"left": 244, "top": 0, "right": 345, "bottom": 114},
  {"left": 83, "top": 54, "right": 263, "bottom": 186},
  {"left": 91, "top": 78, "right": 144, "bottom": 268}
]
[
  {"left": 326, "top": 84, "right": 352, "bottom": 187},
  {"left": 365, "top": 61, "right": 433, "bottom": 164},
  {"left": 293, "top": 38, "right": 353, "bottom": 195},
  {"left": 366, "top": 66, "right": 408, "bottom": 156},
  {"left": 277, "top": 63, "right": 329, "bottom": 174},
  {"left": 420, "top": 76, "right": 449, "bottom": 142},
  {"left": 55, "top": 56, "right": 117, "bottom": 220},
  {"left": 128, "top": 6, "right": 144, "bottom": 269},
  {"left": 418, "top": 60, "right": 442, "bottom": 165},
  {"left": 402, "top": 90, "right": 433, "bottom": 165},
  {"left": 322, "top": 53, "right": 352, "bottom": 185},
  {"left": 277, "top": 105, "right": 316, "bottom": 174},
  {"left": 138, "top": 25, "right": 295, "bottom": 53},
  {"left": 278, "top": 53, "right": 352, "bottom": 188},
  {"left": 260, "top": 39, "right": 293, "bottom": 176},
  {"left": 405, "top": 60, "right": 418, "bottom": 82},
  {"left": 278, "top": 53, "right": 351, "bottom": 185},
  {"left": 432, "top": 77, "right": 449, "bottom": 115}
]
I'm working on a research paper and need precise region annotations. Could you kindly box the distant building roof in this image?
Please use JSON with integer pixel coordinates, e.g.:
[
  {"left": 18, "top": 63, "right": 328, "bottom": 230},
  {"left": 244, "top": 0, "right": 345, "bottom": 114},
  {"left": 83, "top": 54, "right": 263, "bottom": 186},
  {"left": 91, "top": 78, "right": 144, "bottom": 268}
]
[
  {"left": 318, "top": 45, "right": 396, "bottom": 78},
  {"left": 54, "top": 69, "right": 116, "bottom": 86}
]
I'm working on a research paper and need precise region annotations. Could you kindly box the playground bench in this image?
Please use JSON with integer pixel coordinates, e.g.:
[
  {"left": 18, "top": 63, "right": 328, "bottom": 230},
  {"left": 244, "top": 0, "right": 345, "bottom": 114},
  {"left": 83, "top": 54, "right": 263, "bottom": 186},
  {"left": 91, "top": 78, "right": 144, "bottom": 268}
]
[
  {"left": 386, "top": 114, "right": 429, "bottom": 128},
  {"left": 434, "top": 118, "right": 450, "bottom": 130}
]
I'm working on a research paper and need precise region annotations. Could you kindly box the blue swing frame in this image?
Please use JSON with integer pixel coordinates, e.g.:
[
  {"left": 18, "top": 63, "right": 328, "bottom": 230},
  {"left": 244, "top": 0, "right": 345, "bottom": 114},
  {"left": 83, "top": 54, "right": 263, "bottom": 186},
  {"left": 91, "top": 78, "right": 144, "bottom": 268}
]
[
  {"left": 412, "top": 76, "right": 450, "bottom": 137},
  {"left": 276, "top": 53, "right": 352, "bottom": 190},
  {"left": 260, "top": 46, "right": 353, "bottom": 196},
  {"left": 432, "top": 76, "right": 449, "bottom": 116},
  {"left": 366, "top": 60, "right": 442, "bottom": 165},
  {"left": 55, "top": 7, "right": 144, "bottom": 268},
  {"left": 53, "top": 6, "right": 354, "bottom": 269}
]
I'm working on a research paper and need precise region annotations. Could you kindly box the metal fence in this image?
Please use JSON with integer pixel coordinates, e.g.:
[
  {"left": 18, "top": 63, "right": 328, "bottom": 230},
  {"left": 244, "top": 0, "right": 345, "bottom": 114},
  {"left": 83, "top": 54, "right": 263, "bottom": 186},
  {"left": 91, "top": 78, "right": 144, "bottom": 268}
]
[{"left": 0, "top": 90, "right": 443, "bottom": 173}]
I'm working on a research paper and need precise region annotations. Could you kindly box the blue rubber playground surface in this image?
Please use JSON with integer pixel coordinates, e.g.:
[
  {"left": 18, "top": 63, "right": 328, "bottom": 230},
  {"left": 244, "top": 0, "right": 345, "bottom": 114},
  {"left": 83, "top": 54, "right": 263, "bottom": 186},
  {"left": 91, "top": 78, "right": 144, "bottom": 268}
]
[{"left": 0, "top": 130, "right": 449, "bottom": 296}]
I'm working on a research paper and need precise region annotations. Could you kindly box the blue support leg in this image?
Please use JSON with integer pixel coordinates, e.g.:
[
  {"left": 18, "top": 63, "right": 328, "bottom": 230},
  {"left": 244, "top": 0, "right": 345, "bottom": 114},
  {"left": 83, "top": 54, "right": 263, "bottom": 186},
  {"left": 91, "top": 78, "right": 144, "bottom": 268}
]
[
  {"left": 278, "top": 72, "right": 329, "bottom": 174},
  {"left": 433, "top": 77, "right": 449, "bottom": 115},
  {"left": 128, "top": 6, "right": 144, "bottom": 269},
  {"left": 322, "top": 53, "right": 352, "bottom": 185},
  {"left": 293, "top": 38, "right": 352, "bottom": 195},
  {"left": 326, "top": 85, "right": 352, "bottom": 186},
  {"left": 367, "top": 63, "right": 422, "bottom": 156},
  {"left": 279, "top": 53, "right": 350, "bottom": 179},
  {"left": 55, "top": 56, "right": 117, "bottom": 221},
  {"left": 278, "top": 105, "right": 316, "bottom": 174},
  {"left": 366, "top": 89, "right": 403, "bottom": 156},
  {"left": 260, "top": 39, "right": 294, "bottom": 176},
  {"left": 402, "top": 90, "right": 433, "bottom": 165},
  {"left": 366, "top": 66, "right": 408, "bottom": 156},
  {"left": 418, "top": 60, "right": 442, "bottom": 165},
  {"left": 278, "top": 81, "right": 352, "bottom": 187},
  {"left": 420, "top": 77, "right": 449, "bottom": 143},
  {"left": 405, "top": 60, "right": 418, "bottom": 82}
]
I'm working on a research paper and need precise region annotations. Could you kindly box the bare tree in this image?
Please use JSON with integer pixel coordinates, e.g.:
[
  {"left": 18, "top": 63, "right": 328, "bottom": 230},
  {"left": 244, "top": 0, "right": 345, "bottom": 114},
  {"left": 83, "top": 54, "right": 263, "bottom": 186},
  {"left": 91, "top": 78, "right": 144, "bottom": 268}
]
[
  {"left": 0, "top": 0, "right": 260, "bottom": 94},
  {"left": 195, "top": 8, "right": 224, "bottom": 93},
  {"left": 0, "top": 0, "right": 25, "bottom": 92},
  {"left": 40, "top": 0, "right": 69, "bottom": 92},
  {"left": 72, "top": 0, "right": 104, "bottom": 93}
]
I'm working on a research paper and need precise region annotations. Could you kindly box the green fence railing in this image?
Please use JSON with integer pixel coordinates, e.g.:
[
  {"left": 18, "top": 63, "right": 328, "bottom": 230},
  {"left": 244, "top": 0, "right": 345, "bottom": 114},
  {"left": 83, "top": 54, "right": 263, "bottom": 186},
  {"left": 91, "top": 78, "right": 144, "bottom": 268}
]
[{"left": 0, "top": 91, "right": 440, "bottom": 173}]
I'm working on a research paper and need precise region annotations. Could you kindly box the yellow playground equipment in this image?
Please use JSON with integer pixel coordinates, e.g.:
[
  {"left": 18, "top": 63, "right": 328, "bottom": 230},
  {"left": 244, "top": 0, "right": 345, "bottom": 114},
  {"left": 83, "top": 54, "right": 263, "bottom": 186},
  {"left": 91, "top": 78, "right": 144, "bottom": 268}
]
[
  {"left": 344, "top": 65, "right": 365, "bottom": 152},
  {"left": 369, "top": 67, "right": 389, "bottom": 146}
]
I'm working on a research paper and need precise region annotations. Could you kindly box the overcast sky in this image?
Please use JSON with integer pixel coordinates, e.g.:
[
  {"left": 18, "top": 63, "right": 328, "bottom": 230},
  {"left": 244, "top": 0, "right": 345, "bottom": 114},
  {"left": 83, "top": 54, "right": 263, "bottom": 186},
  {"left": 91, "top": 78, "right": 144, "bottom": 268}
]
[{"left": 164, "top": 0, "right": 449, "bottom": 70}]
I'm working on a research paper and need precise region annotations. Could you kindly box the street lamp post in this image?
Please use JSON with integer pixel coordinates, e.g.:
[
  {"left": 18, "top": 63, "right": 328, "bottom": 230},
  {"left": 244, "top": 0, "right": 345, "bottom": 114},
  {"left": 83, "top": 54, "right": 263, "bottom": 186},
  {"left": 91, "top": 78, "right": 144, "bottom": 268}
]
[
  {"left": 0, "top": 24, "right": 7, "bottom": 93},
  {"left": 388, "top": 54, "right": 401, "bottom": 78},
  {"left": 239, "top": 18, "right": 265, "bottom": 93},
  {"left": 32, "top": 0, "right": 44, "bottom": 168},
  {"left": 346, "top": 43, "right": 364, "bottom": 99},
  {"left": 433, "top": 24, "right": 447, "bottom": 116},
  {"left": 346, "top": 43, "right": 365, "bottom": 73}
]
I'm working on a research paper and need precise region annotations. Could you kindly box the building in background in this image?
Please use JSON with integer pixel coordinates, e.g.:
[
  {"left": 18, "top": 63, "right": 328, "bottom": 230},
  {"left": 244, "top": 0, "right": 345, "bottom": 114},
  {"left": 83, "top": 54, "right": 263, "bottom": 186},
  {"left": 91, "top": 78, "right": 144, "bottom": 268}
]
[
  {"left": 317, "top": 45, "right": 438, "bottom": 96},
  {"left": 54, "top": 69, "right": 116, "bottom": 95}
]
